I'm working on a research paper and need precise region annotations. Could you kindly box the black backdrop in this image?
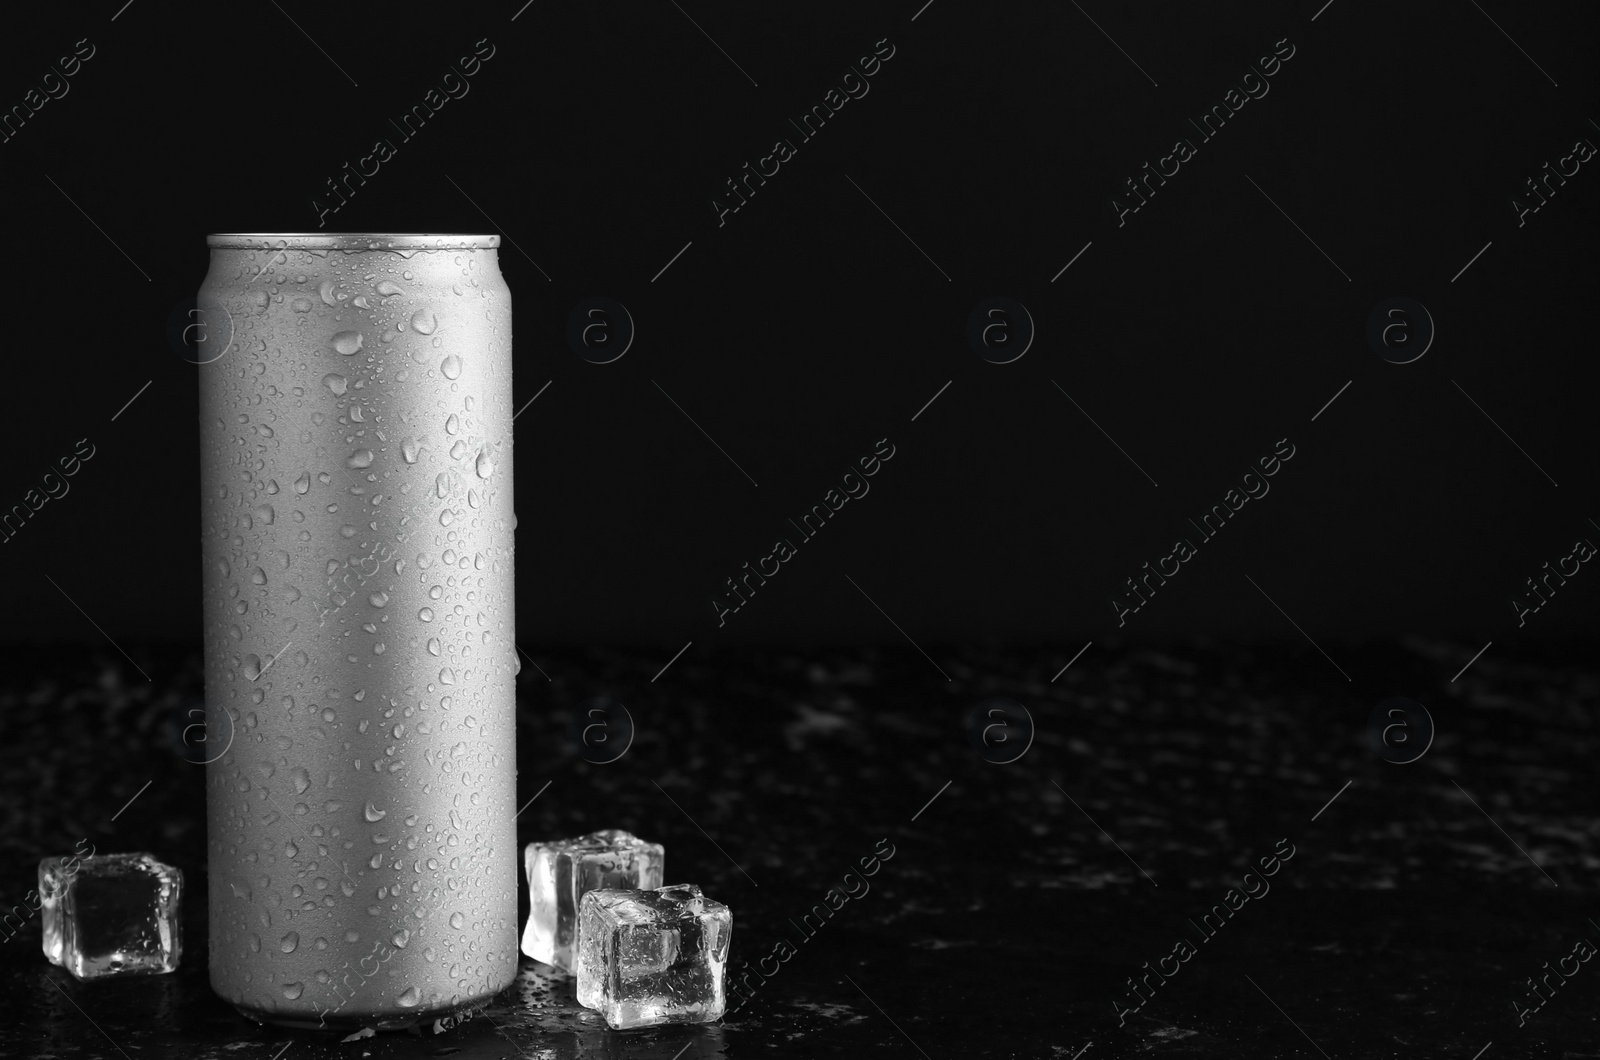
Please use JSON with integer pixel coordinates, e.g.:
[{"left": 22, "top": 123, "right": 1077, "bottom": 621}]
[{"left": 1, "top": 0, "right": 1595, "bottom": 647}]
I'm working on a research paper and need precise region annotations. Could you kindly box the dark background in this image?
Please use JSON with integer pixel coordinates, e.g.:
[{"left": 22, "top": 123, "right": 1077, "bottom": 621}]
[
  {"left": 1, "top": 0, "right": 1595, "bottom": 646},
  {"left": 1, "top": 3, "right": 1597, "bottom": 1059}
]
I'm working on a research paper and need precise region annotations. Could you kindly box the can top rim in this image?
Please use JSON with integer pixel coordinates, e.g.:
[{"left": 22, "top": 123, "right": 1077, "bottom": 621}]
[{"left": 206, "top": 233, "right": 501, "bottom": 249}]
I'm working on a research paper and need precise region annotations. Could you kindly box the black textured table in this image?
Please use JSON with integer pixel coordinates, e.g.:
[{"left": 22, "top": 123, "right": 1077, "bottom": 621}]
[{"left": 1, "top": 640, "right": 1596, "bottom": 1059}]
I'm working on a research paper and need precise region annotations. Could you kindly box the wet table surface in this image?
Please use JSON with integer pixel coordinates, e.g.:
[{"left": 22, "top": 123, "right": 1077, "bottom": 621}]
[{"left": 1, "top": 640, "right": 1596, "bottom": 1059}]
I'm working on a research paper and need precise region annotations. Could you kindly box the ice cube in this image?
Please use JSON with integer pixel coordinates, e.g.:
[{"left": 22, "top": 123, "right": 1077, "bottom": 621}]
[
  {"left": 520, "top": 829, "right": 664, "bottom": 971},
  {"left": 39, "top": 852, "right": 183, "bottom": 980},
  {"left": 574, "top": 884, "right": 731, "bottom": 1029}
]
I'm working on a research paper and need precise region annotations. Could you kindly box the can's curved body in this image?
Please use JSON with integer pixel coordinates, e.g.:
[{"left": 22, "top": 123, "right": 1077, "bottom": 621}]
[{"left": 198, "top": 234, "right": 517, "bottom": 1030}]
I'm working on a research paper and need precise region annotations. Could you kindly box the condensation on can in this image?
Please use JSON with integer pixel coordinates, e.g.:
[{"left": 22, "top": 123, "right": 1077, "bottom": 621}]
[{"left": 198, "top": 233, "right": 518, "bottom": 1030}]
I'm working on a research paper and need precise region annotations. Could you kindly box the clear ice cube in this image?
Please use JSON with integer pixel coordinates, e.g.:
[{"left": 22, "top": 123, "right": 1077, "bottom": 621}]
[
  {"left": 574, "top": 883, "right": 732, "bottom": 1030},
  {"left": 520, "top": 829, "right": 664, "bottom": 972},
  {"left": 39, "top": 852, "right": 183, "bottom": 980}
]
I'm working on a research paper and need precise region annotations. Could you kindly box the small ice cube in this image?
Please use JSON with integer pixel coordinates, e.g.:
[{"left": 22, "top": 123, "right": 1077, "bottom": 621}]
[
  {"left": 574, "top": 883, "right": 731, "bottom": 1030},
  {"left": 39, "top": 852, "right": 183, "bottom": 980},
  {"left": 520, "top": 829, "right": 664, "bottom": 972}
]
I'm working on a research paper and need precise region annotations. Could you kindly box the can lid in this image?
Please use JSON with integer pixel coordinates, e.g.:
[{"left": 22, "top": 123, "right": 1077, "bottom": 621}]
[{"left": 206, "top": 233, "right": 501, "bottom": 250}]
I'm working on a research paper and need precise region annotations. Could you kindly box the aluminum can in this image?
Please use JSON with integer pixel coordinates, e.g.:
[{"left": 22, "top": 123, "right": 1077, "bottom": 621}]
[{"left": 198, "top": 233, "right": 517, "bottom": 1030}]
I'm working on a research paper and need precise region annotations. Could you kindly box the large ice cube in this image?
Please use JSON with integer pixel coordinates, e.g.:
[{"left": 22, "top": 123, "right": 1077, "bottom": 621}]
[
  {"left": 39, "top": 852, "right": 183, "bottom": 980},
  {"left": 574, "top": 884, "right": 731, "bottom": 1029},
  {"left": 520, "top": 829, "right": 664, "bottom": 972}
]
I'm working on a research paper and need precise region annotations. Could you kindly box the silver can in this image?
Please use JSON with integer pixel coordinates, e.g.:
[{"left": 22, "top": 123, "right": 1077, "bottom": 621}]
[{"left": 198, "top": 233, "right": 518, "bottom": 1031}]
